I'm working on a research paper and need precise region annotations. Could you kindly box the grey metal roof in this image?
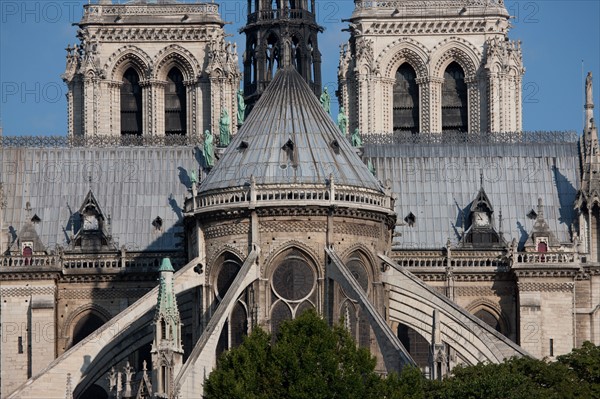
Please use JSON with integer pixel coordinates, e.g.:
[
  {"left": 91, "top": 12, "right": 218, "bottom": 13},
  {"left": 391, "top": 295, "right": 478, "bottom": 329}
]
[
  {"left": 199, "top": 67, "right": 383, "bottom": 193},
  {"left": 1, "top": 146, "right": 199, "bottom": 252},
  {"left": 363, "top": 142, "right": 581, "bottom": 249}
]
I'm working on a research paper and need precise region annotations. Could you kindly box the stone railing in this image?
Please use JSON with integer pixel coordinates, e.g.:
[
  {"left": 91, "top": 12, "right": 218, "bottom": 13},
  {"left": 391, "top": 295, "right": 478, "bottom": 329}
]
[
  {"left": 354, "top": 0, "right": 504, "bottom": 10},
  {"left": 0, "top": 253, "right": 185, "bottom": 273},
  {"left": 0, "top": 134, "right": 203, "bottom": 148},
  {"left": 187, "top": 182, "right": 393, "bottom": 214},
  {"left": 247, "top": 9, "right": 315, "bottom": 23},
  {"left": 83, "top": 3, "right": 219, "bottom": 18},
  {"left": 393, "top": 256, "right": 508, "bottom": 269},
  {"left": 514, "top": 252, "right": 576, "bottom": 265},
  {"left": 0, "top": 255, "right": 60, "bottom": 269},
  {"left": 361, "top": 131, "right": 578, "bottom": 146}
]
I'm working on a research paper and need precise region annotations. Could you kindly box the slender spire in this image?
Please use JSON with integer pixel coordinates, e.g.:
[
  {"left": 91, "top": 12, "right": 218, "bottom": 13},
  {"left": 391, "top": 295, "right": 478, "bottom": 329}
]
[{"left": 585, "top": 72, "right": 595, "bottom": 131}]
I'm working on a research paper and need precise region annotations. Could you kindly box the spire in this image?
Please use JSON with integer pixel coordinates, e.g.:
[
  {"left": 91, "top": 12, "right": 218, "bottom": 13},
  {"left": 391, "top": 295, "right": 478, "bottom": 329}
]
[
  {"left": 152, "top": 257, "right": 183, "bottom": 398},
  {"left": 241, "top": 0, "right": 323, "bottom": 111},
  {"left": 576, "top": 72, "right": 600, "bottom": 210}
]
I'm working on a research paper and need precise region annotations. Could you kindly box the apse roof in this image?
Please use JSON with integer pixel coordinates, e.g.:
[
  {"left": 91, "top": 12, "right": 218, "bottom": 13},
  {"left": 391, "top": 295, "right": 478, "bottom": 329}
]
[{"left": 199, "top": 67, "right": 382, "bottom": 193}]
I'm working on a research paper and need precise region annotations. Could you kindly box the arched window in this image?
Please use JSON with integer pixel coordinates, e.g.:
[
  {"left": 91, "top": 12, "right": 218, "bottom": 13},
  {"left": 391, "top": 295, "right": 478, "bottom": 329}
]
[
  {"left": 266, "top": 34, "right": 279, "bottom": 80},
  {"left": 397, "top": 324, "right": 430, "bottom": 372},
  {"left": 442, "top": 62, "right": 468, "bottom": 133},
  {"left": 474, "top": 308, "right": 502, "bottom": 333},
  {"left": 393, "top": 63, "right": 419, "bottom": 134},
  {"left": 165, "top": 67, "right": 186, "bottom": 135},
  {"left": 72, "top": 312, "right": 106, "bottom": 346},
  {"left": 121, "top": 68, "right": 142, "bottom": 135},
  {"left": 292, "top": 36, "right": 302, "bottom": 76}
]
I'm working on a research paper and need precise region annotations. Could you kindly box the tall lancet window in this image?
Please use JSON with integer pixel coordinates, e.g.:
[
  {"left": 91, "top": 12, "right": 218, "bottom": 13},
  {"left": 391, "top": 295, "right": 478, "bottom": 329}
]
[
  {"left": 442, "top": 62, "right": 468, "bottom": 133},
  {"left": 121, "top": 68, "right": 143, "bottom": 135},
  {"left": 165, "top": 67, "right": 186, "bottom": 135},
  {"left": 393, "top": 63, "right": 419, "bottom": 134}
]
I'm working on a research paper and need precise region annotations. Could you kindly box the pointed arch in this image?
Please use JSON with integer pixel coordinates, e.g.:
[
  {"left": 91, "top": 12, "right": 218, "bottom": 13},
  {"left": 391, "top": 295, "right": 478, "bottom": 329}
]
[
  {"left": 105, "top": 45, "right": 152, "bottom": 81},
  {"left": 377, "top": 39, "right": 429, "bottom": 80},
  {"left": 153, "top": 44, "right": 200, "bottom": 82},
  {"left": 210, "top": 251, "right": 244, "bottom": 300},
  {"left": 465, "top": 299, "right": 510, "bottom": 337},
  {"left": 63, "top": 304, "right": 112, "bottom": 348},
  {"left": 431, "top": 38, "right": 480, "bottom": 80},
  {"left": 262, "top": 239, "right": 321, "bottom": 277},
  {"left": 205, "top": 244, "right": 246, "bottom": 281}
]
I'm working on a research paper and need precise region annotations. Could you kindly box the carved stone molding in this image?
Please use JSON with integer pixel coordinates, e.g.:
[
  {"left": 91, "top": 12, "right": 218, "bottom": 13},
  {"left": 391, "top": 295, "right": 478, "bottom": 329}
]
[
  {"left": 336, "top": 222, "right": 380, "bottom": 238},
  {"left": 0, "top": 286, "right": 56, "bottom": 297},
  {"left": 89, "top": 27, "right": 213, "bottom": 43},
  {"left": 517, "top": 282, "right": 574, "bottom": 293},
  {"left": 260, "top": 220, "right": 326, "bottom": 233},
  {"left": 204, "top": 223, "right": 250, "bottom": 239},
  {"left": 455, "top": 285, "right": 514, "bottom": 297},
  {"left": 58, "top": 287, "right": 150, "bottom": 300}
]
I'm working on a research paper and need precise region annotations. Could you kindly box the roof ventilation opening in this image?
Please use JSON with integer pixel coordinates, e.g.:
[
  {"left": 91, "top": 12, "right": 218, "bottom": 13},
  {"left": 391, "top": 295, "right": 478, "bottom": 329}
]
[
  {"left": 282, "top": 138, "right": 297, "bottom": 167},
  {"left": 404, "top": 212, "right": 416, "bottom": 227},
  {"left": 330, "top": 139, "right": 340, "bottom": 154},
  {"left": 527, "top": 209, "right": 537, "bottom": 220},
  {"left": 152, "top": 216, "right": 163, "bottom": 231},
  {"left": 283, "top": 139, "right": 295, "bottom": 151},
  {"left": 238, "top": 141, "right": 249, "bottom": 150},
  {"left": 31, "top": 214, "right": 41, "bottom": 223}
]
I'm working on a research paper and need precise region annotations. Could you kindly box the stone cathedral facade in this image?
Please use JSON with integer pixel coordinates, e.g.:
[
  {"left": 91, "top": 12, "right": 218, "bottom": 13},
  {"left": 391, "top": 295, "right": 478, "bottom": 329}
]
[{"left": 1, "top": 0, "right": 599, "bottom": 398}]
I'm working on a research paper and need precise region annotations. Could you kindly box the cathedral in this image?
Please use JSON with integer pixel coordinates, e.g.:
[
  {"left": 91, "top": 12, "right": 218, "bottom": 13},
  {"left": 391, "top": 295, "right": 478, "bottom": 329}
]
[{"left": 0, "top": 0, "right": 598, "bottom": 398}]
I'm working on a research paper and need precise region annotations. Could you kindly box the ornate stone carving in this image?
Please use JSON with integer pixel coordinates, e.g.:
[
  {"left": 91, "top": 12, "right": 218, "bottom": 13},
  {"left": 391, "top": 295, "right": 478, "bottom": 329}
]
[
  {"left": 0, "top": 286, "right": 56, "bottom": 297},
  {"left": 517, "top": 282, "right": 575, "bottom": 292}
]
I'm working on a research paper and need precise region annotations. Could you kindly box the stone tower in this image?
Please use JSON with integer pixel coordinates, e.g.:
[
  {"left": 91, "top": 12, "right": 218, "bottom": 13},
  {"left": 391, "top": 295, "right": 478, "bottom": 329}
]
[
  {"left": 62, "top": 0, "right": 240, "bottom": 137},
  {"left": 337, "top": 0, "right": 524, "bottom": 135},
  {"left": 240, "top": 0, "right": 323, "bottom": 111},
  {"left": 151, "top": 258, "right": 183, "bottom": 398}
]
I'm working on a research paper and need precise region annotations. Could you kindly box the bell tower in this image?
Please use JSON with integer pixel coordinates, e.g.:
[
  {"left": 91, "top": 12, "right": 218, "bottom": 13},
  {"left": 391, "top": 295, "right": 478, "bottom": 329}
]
[{"left": 241, "top": 0, "right": 323, "bottom": 111}]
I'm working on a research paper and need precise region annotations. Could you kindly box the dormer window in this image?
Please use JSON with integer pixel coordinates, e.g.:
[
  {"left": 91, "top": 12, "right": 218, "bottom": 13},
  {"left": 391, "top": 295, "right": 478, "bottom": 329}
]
[
  {"left": 22, "top": 242, "right": 33, "bottom": 257},
  {"left": 83, "top": 214, "right": 99, "bottom": 231}
]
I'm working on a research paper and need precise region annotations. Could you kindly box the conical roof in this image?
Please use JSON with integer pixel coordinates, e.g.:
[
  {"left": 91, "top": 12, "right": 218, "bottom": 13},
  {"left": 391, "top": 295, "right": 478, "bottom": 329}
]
[{"left": 199, "top": 67, "right": 382, "bottom": 193}]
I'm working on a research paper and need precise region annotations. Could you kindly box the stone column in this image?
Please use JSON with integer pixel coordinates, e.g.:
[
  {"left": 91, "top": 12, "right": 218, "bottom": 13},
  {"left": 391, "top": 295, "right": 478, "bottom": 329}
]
[
  {"left": 416, "top": 77, "right": 432, "bottom": 133},
  {"left": 139, "top": 80, "right": 154, "bottom": 136},
  {"left": 428, "top": 77, "right": 444, "bottom": 133},
  {"left": 185, "top": 80, "right": 198, "bottom": 136},
  {"left": 466, "top": 76, "right": 480, "bottom": 133},
  {"left": 379, "top": 77, "right": 394, "bottom": 133}
]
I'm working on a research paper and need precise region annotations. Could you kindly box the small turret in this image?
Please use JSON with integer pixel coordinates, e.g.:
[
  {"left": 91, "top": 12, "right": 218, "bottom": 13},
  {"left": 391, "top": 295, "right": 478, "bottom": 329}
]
[{"left": 151, "top": 258, "right": 183, "bottom": 398}]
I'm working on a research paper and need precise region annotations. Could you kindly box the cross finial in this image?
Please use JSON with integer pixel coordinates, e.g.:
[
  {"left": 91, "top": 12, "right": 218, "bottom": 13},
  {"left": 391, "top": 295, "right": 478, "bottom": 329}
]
[{"left": 479, "top": 170, "right": 484, "bottom": 188}]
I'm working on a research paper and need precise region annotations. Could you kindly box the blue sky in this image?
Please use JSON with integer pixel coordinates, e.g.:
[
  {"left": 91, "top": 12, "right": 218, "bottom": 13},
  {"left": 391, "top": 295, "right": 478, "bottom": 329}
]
[{"left": 0, "top": 0, "right": 598, "bottom": 135}]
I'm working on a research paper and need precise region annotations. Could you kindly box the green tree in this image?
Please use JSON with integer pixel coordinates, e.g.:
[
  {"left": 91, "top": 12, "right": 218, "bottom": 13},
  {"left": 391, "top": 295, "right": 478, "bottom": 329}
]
[
  {"left": 430, "top": 356, "right": 592, "bottom": 399},
  {"left": 557, "top": 341, "right": 600, "bottom": 396},
  {"left": 204, "top": 310, "right": 384, "bottom": 399}
]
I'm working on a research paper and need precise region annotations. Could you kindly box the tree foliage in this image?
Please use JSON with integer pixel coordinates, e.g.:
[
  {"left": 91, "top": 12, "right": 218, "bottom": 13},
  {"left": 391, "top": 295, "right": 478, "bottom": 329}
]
[
  {"left": 204, "top": 313, "right": 600, "bottom": 399},
  {"left": 204, "top": 310, "right": 384, "bottom": 399}
]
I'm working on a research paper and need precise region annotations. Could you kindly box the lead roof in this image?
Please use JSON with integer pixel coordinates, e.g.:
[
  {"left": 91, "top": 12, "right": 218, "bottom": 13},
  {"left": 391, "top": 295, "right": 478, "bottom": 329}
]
[{"left": 198, "top": 66, "right": 383, "bottom": 194}]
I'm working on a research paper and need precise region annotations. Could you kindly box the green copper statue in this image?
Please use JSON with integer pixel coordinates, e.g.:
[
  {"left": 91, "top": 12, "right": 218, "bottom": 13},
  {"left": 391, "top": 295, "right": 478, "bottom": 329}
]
[
  {"left": 204, "top": 129, "right": 214, "bottom": 168},
  {"left": 367, "top": 159, "right": 376, "bottom": 176},
  {"left": 237, "top": 89, "right": 246, "bottom": 125},
  {"left": 351, "top": 127, "right": 362, "bottom": 147},
  {"left": 219, "top": 108, "right": 231, "bottom": 147},
  {"left": 337, "top": 106, "right": 348, "bottom": 136},
  {"left": 320, "top": 87, "right": 330, "bottom": 114}
]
